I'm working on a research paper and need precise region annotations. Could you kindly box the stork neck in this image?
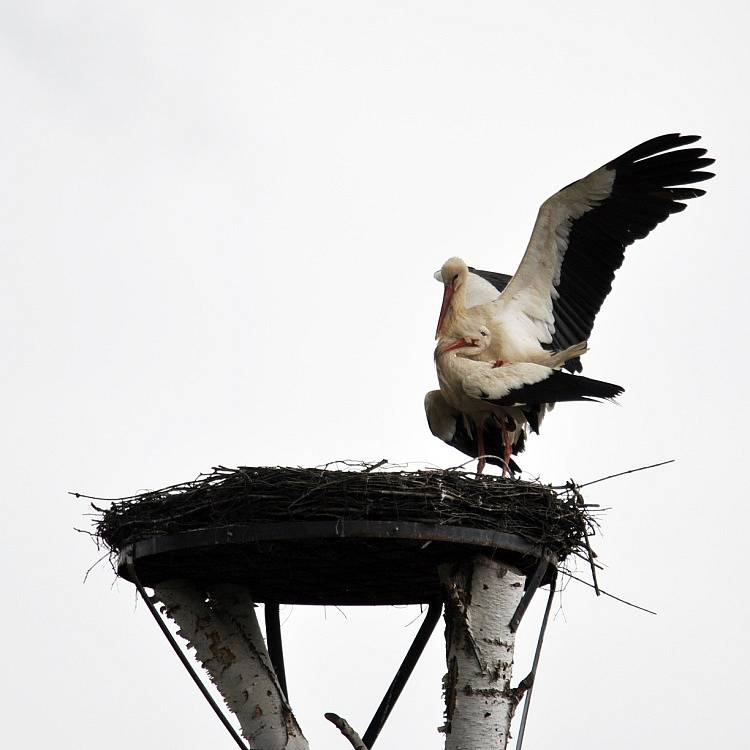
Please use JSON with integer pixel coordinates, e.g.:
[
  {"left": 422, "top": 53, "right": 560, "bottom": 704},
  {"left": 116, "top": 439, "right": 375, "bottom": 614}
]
[{"left": 450, "top": 278, "right": 469, "bottom": 318}]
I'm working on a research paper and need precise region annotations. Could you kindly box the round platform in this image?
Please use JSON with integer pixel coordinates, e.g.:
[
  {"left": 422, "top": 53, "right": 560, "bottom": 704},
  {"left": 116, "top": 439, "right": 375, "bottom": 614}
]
[{"left": 118, "top": 519, "right": 556, "bottom": 605}]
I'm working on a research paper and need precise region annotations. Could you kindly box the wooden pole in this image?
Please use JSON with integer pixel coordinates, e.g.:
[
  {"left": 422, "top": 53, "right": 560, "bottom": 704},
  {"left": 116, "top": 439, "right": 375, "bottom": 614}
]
[
  {"left": 153, "top": 580, "right": 310, "bottom": 750},
  {"left": 439, "top": 556, "right": 525, "bottom": 750}
]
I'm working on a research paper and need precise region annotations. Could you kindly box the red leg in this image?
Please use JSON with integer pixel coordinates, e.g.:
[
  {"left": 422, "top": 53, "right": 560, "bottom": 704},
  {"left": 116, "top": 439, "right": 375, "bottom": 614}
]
[
  {"left": 502, "top": 421, "right": 513, "bottom": 477},
  {"left": 476, "top": 424, "right": 486, "bottom": 475}
]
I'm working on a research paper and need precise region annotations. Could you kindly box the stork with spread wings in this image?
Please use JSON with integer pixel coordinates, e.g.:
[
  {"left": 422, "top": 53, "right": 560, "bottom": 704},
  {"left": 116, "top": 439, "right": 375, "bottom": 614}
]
[{"left": 427, "top": 133, "right": 714, "bottom": 471}]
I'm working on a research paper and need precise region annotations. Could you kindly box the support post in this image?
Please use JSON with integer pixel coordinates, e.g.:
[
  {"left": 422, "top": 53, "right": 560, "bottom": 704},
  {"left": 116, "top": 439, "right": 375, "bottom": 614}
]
[
  {"left": 153, "top": 580, "right": 309, "bottom": 750},
  {"left": 439, "top": 555, "right": 526, "bottom": 750}
]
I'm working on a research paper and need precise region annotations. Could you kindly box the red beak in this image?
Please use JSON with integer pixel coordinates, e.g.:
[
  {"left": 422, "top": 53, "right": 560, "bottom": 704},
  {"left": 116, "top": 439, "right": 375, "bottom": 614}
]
[
  {"left": 441, "top": 338, "right": 475, "bottom": 354},
  {"left": 435, "top": 285, "right": 454, "bottom": 338}
]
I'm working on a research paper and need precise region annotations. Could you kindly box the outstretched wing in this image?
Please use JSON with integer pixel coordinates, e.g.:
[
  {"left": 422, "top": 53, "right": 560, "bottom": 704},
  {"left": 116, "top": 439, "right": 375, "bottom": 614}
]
[{"left": 492, "top": 133, "right": 714, "bottom": 371}]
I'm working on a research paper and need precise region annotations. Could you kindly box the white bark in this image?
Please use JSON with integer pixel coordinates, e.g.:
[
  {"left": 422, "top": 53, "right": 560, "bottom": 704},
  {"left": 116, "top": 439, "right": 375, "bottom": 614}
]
[
  {"left": 439, "top": 556, "right": 525, "bottom": 750},
  {"left": 324, "top": 713, "right": 369, "bottom": 750},
  {"left": 152, "top": 580, "right": 309, "bottom": 750}
]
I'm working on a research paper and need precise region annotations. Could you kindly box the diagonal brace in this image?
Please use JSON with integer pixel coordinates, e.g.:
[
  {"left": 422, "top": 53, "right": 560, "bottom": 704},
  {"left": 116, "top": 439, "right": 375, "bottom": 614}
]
[
  {"left": 264, "top": 603, "right": 288, "bottom": 701},
  {"left": 362, "top": 599, "right": 443, "bottom": 748},
  {"left": 509, "top": 557, "right": 548, "bottom": 632},
  {"left": 124, "top": 556, "right": 250, "bottom": 750}
]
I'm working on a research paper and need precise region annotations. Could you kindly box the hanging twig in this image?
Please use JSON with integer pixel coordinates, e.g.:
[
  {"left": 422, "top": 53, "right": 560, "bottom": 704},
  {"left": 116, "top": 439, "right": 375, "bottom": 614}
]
[
  {"left": 561, "top": 570, "right": 657, "bottom": 615},
  {"left": 82, "top": 551, "right": 110, "bottom": 583},
  {"left": 325, "top": 713, "right": 369, "bottom": 750},
  {"left": 567, "top": 482, "right": 601, "bottom": 596}
]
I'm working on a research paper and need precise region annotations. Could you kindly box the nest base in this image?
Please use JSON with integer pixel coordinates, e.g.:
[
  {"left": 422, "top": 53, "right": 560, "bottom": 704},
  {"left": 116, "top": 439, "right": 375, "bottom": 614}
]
[{"left": 119, "top": 519, "right": 556, "bottom": 605}]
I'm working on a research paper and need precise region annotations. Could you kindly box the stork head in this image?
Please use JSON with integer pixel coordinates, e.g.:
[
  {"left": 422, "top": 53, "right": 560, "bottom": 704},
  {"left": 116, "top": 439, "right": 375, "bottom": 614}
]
[
  {"left": 438, "top": 324, "right": 491, "bottom": 356},
  {"left": 434, "top": 257, "right": 469, "bottom": 338}
]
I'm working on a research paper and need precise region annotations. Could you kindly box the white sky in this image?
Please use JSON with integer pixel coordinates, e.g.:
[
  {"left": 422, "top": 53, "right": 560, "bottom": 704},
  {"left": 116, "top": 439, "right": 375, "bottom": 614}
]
[{"left": 2, "top": 1, "right": 748, "bottom": 747}]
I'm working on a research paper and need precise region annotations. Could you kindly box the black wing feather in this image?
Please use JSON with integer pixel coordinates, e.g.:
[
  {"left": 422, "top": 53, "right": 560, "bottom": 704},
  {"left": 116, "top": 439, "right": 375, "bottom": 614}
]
[
  {"left": 551, "top": 133, "right": 714, "bottom": 372},
  {"left": 484, "top": 371, "right": 624, "bottom": 407}
]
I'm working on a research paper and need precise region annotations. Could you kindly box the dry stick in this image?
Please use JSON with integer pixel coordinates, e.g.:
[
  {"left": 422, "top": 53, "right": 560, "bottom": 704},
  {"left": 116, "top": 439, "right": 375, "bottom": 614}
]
[
  {"left": 570, "top": 550, "right": 604, "bottom": 570},
  {"left": 81, "top": 551, "right": 110, "bottom": 583},
  {"left": 568, "top": 482, "right": 601, "bottom": 596},
  {"left": 576, "top": 459, "right": 675, "bottom": 489},
  {"left": 561, "top": 570, "right": 657, "bottom": 615},
  {"left": 325, "top": 713, "right": 369, "bottom": 750},
  {"left": 580, "top": 523, "right": 600, "bottom": 596}
]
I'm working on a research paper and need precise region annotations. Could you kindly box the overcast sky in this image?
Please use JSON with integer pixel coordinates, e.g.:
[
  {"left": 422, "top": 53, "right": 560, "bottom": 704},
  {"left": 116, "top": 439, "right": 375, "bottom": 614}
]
[{"left": 2, "top": 2, "right": 748, "bottom": 748}]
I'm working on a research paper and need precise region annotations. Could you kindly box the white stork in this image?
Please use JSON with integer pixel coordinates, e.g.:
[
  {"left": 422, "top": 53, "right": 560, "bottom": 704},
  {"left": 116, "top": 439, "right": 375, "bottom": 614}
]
[
  {"left": 434, "top": 133, "right": 715, "bottom": 371},
  {"left": 428, "top": 322, "right": 623, "bottom": 474}
]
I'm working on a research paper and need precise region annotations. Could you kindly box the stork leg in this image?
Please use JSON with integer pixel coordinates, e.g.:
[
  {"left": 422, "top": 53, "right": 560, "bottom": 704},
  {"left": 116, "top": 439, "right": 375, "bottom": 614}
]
[
  {"left": 476, "top": 425, "right": 486, "bottom": 475},
  {"left": 501, "top": 420, "right": 512, "bottom": 478}
]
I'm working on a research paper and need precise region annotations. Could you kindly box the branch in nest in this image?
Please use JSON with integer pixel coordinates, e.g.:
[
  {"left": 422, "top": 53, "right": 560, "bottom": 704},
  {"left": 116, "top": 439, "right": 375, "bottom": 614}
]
[{"left": 324, "top": 713, "right": 369, "bottom": 750}]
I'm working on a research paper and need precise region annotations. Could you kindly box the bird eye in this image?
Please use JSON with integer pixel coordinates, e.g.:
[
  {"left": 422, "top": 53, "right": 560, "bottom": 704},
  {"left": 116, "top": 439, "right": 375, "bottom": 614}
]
[
  {"left": 480, "top": 330, "right": 487, "bottom": 336},
  {"left": 452, "top": 274, "right": 459, "bottom": 283}
]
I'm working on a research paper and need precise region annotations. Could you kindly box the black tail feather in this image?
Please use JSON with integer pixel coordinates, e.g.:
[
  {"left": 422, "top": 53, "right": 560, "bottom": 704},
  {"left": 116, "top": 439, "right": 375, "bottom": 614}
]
[{"left": 487, "top": 371, "right": 624, "bottom": 407}]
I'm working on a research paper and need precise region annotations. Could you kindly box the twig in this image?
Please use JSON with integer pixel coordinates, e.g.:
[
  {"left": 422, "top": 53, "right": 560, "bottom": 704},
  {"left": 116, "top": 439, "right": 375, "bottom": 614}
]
[
  {"left": 568, "top": 481, "right": 601, "bottom": 595},
  {"left": 581, "top": 523, "right": 600, "bottom": 595},
  {"left": 362, "top": 458, "right": 388, "bottom": 473},
  {"left": 325, "top": 713, "right": 369, "bottom": 750},
  {"left": 577, "top": 459, "right": 675, "bottom": 489},
  {"left": 561, "top": 570, "right": 657, "bottom": 615},
  {"left": 570, "top": 550, "right": 604, "bottom": 570},
  {"left": 82, "top": 551, "right": 111, "bottom": 583}
]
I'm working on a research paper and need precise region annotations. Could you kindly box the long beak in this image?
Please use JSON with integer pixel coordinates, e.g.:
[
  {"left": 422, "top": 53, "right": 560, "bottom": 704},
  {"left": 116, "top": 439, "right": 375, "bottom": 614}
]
[
  {"left": 440, "top": 338, "right": 475, "bottom": 354},
  {"left": 435, "top": 285, "right": 454, "bottom": 338}
]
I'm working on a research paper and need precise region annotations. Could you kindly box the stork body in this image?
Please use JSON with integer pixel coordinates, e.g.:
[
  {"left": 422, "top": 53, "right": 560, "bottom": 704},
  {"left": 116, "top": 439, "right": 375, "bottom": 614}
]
[
  {"left": 429, "top": 324, "right": 622, "bottom": 474},
  {"left": 432, "top": 326, "right": 528, "bottom": 474}
]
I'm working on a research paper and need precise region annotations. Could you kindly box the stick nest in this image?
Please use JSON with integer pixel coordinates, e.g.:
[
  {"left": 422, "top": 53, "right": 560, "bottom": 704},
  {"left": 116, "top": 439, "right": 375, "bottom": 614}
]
[{"left": 92, "top": 462, "right": 597, "bottom": 563}]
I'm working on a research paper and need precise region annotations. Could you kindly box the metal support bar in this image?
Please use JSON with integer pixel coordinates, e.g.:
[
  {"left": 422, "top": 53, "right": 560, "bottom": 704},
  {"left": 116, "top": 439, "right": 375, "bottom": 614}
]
[
  {"left": 509, "top": 556, "right": 548, "bottom": 632},
  {"left": 515, "top": 569, "right": 557, "bottom": 750},
  {"left": 124, "top": 556, "right": 249, "bottom": 750},
  {"left": 362, "top": 599, "right": 443, "bottom": 749},
  {"left": 264, "top": 603, "right": 288, "bottom": 701}
]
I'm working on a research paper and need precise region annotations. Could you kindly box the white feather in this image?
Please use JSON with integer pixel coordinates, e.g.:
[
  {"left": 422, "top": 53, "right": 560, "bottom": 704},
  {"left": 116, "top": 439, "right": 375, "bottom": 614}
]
[{"left": 465, "top": 271, "right": 502, "bottom": 308}]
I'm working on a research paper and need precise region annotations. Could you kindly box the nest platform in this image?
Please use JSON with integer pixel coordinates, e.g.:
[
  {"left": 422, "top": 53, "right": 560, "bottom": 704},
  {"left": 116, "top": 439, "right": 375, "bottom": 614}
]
[{"left": 94, "top": 464, "right": 594, "bottom": 606}]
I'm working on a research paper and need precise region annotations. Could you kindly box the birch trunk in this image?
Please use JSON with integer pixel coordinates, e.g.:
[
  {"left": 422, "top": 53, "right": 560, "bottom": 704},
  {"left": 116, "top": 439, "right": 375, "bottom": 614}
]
[
  {"left": 153, "top": 580, "right": 309, "bottom": 750},
  {"left": 439, "top": 556, "right": 525, "bottom": 750}
]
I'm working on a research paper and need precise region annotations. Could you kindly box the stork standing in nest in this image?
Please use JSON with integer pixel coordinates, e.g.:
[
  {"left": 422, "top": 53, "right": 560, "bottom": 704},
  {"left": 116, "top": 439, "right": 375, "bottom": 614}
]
[{"left": 427, "top": 133, "right": 714, "bottom": 470}]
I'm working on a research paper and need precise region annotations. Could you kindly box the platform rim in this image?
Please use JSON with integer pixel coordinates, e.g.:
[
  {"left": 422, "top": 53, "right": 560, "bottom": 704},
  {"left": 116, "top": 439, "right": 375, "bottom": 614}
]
[{"left": 117, "top": 519, "right": 557, "bottom": 586}]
